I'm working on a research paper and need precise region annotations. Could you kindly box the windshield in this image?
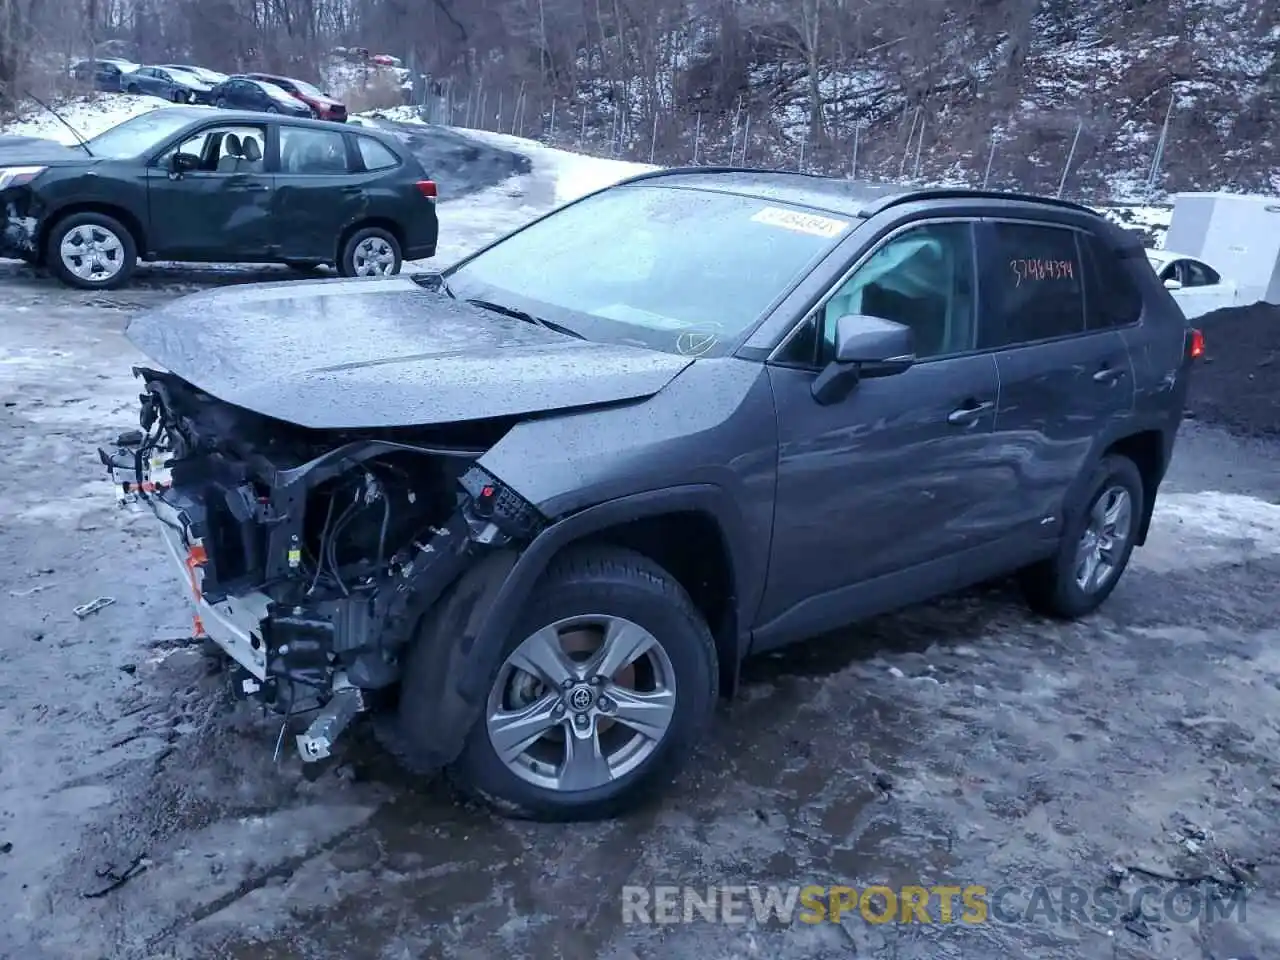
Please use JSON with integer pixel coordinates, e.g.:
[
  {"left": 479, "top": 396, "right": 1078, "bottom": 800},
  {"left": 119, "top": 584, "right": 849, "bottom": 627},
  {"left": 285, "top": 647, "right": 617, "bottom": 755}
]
[
  {"left": 289, "top": 79, "right": 326, "bottom": 98},
  {"left": 84, "top": 110, "right": 198, "bottom": 158},
  {"left": 168, "top": 69, "right": 204, "bottom": 86},
  {"left": 446, "top": 183, "right": 851, "bottom": 357},
  {"left": 258, "top": 81, "right": 297, "bottom": 102}
]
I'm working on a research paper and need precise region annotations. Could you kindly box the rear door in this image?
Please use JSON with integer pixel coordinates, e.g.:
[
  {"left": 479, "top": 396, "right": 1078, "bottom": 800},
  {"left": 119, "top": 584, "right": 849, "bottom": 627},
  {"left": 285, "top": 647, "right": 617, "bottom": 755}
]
[
  {"left": 979, "top": 219, "right": 1136, "bottom": 545},
  {"left": 146, "top": 121, "right": 275, "bottom": 260},
  {"left": 271, "top": 124, "right": 362, "bottom": 261},
  {"left": 226, "top": 79, "right": 264, "bottom": 111}
]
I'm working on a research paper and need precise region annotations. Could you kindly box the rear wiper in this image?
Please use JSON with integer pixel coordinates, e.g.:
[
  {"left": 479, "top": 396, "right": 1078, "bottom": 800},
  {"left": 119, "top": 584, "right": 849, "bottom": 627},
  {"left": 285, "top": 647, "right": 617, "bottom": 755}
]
[{"left": 465, "top": 297, "right": 585, "bottom": 340}]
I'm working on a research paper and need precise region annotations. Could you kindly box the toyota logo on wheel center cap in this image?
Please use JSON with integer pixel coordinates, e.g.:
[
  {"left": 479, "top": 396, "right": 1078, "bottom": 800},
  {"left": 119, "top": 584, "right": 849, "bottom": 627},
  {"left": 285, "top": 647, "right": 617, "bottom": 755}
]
[{"left": 568, "top": 685, "right": 595, "bottom": 712}]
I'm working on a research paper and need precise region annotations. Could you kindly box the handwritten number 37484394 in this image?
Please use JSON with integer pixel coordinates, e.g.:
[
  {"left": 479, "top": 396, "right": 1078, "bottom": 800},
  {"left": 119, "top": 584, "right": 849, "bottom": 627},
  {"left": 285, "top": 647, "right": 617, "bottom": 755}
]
[{"left": 1011, "top": 258, "right": 1075, "bottom": 287}]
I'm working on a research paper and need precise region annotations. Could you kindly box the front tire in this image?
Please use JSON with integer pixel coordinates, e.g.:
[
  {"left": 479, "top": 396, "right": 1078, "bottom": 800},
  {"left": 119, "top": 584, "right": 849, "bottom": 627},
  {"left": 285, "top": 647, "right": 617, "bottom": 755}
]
[
  {"left": 1020, "top": 454, "right": 1144, "bottom": 619},
  {"left": 338, "top": 226, "right": 402, "bottom": 278},
  {"left": 215, "top": 97, "right": 228, "bottom": 109},
  {"left": 45, "top": 211, "right": 138, "bottom": 290},
  {"left": 416, "top": 547, "right": 718, "bottom": 821}
]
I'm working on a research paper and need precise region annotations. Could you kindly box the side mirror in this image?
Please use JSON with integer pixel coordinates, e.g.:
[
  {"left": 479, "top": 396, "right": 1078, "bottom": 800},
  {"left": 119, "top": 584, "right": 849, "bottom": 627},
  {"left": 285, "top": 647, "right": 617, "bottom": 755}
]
[
  {"left": 1164, "top": 278, "right": 1183, "bottom": 290},
  {"left": 169, "top": 152, "right": 198, "bottom": 175},
  {"left": 812, "top": 313, "right": 915, "bottom": 406}
]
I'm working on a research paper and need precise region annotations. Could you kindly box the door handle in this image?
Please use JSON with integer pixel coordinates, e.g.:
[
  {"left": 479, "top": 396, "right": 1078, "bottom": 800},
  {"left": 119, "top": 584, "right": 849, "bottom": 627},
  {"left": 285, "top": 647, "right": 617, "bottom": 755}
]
[
  {"left": 231, "top": 182, "right": 269, "bottom": 192},
  {"left": 1092, "top": 365, "right": 1125, "bottom": 384},
  {"left": 947, "top": 400, "right": 994, "bottom": 425},
  {"left": 340, "top": 185, "right": 362, "bottom": 194}
]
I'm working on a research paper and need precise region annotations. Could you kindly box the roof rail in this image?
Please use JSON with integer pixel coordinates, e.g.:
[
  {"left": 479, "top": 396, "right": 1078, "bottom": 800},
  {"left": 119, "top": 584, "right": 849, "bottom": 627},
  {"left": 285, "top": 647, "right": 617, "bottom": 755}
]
[{"left": 858, "top": 188, "right": 1097, "bottom": 219}]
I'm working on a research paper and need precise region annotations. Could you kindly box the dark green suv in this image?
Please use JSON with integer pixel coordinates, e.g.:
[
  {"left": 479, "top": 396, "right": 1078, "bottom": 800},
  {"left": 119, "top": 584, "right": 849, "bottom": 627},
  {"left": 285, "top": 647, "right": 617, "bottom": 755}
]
[{"left": 0, "top": 107, "right": 438, "bottom": 288}]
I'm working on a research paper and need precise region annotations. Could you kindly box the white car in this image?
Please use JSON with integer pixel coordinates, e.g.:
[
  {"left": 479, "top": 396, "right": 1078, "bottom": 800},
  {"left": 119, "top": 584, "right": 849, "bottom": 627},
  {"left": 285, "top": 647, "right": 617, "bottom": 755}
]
[{"left": 1146, "top": 250, "right": 1238, "bottom": 319}]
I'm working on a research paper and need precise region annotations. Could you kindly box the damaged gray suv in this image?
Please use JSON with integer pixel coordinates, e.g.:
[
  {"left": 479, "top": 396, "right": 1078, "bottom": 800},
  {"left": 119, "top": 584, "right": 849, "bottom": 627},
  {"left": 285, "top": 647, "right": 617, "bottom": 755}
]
[{"left": 102, "top": 171, "right": 1199, "bottom": 821}]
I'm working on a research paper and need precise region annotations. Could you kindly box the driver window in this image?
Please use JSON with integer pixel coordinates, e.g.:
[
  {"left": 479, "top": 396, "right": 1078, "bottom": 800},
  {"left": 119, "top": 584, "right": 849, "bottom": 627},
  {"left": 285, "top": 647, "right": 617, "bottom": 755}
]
[
  {"left": 162, "top": 125, "right": 266, "bottom": 173},
  {"left": 821, "top": 221, "right": 976, "bottom": 361},
  {"left": 1183, "top": 260, "right": 1219, "bottom": 286}
]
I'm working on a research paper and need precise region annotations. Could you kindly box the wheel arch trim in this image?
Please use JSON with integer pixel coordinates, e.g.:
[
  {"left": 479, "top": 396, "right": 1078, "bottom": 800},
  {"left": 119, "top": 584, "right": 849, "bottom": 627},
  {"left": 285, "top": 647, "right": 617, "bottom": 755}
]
[
  {"left": 418, "top": 485, "right": 750, "bottom": 770},
  {"left": 460, "top": 484, "right": 751, "bottom": 700}
]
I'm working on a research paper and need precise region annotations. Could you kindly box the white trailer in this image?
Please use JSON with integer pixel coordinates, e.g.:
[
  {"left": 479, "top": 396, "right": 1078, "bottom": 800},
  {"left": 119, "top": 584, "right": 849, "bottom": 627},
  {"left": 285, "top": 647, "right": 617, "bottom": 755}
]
[{"left": 1163, "top": 192, "right": 1280, "bottom": 306}]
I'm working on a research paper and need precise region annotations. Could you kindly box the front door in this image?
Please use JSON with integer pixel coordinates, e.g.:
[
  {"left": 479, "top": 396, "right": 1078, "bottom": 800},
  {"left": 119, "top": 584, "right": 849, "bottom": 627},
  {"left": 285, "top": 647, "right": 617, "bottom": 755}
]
[
  {"left": 146, "top": 122, "right": 275, "bottom": 260},
  {"left": 758, "top": 219, "right": 1011, "bottom": 643},
  {"left": 272, "top": 125, "right": 360, "bottom": 261},
  {"left": 977, "top": 219, "right": 1137, "bottom": 543}
]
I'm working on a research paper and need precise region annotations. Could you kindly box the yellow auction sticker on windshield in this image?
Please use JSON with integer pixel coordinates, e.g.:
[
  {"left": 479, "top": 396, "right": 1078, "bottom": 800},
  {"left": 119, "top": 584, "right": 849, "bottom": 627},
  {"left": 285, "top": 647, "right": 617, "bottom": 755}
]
[{"left": 750, "top": 206, "right": 848, "bottom": 238}]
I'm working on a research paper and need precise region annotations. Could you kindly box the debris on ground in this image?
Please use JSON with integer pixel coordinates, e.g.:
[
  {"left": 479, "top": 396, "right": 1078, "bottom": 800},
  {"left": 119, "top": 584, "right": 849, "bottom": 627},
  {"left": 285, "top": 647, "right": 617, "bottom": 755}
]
[
  {"left": 1186, "top": 301, "right": 1280, "bottom": 436},
  {"left": 72, "top": 596, "right": 115, "bottom": 619},
  {"left": 82, "top": 853, "right": 149, "bottom": 898}
]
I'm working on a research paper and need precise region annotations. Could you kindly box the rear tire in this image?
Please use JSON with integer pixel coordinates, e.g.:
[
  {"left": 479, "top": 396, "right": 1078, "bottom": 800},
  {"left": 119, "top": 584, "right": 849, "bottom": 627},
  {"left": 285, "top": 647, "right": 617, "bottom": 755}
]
[
  {"left": 436, "top": 546, "right": 719, "bottom": 822},
  {"left": 1020, "top": 454, "right": 1144, "bottom": 619},
  {"left": 338, "top": 226, "right": 402, "bottom": 278},
  {"left": 45, "top": 211, "right": 138, "bottom": 290}
]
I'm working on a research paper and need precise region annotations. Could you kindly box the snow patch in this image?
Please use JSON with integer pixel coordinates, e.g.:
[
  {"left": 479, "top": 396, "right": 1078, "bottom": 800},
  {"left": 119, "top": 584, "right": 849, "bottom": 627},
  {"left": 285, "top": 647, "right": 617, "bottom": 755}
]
[
  {"left": 2, "top": 95, "right": 180, "bottom": 144},
  {"left": 457, "top": 127, "right": 656, "bottom": 205},
  {"left": 363, "top": 108, "right": 656, "bottom": 205},
  {"left": 1137, "top": 492, "right": 1280, "bottom": 572}
]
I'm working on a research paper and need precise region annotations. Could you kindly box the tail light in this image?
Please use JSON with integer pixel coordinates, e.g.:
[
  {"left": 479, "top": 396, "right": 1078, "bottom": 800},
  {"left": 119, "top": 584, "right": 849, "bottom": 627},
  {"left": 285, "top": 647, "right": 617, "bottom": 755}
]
[
  {"left": 415, "top": 180, "right": 437, "bottom": 199},
  {"left": 1188, "top": 328, "right": 1204, "bottom": 359}
]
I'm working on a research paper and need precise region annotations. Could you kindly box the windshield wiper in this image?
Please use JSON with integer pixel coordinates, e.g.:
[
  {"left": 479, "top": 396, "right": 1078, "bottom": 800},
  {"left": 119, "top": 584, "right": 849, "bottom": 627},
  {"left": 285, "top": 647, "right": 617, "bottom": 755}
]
[{"left": 465, "top": 297, "right": 585, "bottom": 340}]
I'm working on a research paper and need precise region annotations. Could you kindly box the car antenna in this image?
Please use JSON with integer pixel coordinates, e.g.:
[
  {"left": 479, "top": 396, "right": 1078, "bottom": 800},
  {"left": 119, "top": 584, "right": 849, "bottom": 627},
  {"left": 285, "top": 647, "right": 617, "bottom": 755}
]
[{"left": 22, "top": 90, "right": 95, "bottom": 156}]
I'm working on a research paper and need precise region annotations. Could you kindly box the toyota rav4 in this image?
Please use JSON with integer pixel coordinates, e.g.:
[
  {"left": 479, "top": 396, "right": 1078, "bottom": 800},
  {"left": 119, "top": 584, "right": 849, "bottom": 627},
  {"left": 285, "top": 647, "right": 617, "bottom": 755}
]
[{"left": 101, "top": 172, "right": 1200, "bottom": 821}]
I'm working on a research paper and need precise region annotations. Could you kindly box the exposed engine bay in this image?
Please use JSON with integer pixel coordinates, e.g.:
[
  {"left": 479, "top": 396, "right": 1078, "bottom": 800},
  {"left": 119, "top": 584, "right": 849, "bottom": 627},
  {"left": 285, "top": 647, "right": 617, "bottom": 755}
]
[{"left": 99, "top": 367, "right": 546, "bottom": 762}]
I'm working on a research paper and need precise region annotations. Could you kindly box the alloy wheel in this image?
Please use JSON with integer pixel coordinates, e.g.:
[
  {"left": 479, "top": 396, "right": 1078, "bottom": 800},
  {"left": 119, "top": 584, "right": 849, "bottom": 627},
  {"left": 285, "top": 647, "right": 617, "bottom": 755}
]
[
  {"left": 1074, "top": 485, "right": 1132, "bottom": 594},
  {"left": 59, "top": 224, "right": 125, "bottom": 284},
  {"left": 485, "top": 615, "right": 678, "bottom": 792},
  {"left": 352, "top": 236, "right": 396, "bottom": 276}
]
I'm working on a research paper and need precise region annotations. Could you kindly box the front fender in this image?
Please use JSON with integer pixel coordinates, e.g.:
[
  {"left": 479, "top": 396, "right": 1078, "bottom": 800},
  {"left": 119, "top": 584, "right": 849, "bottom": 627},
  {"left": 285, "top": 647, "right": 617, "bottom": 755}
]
[{"left": 420, "top": 484, "right": 752, "bottom": 769}]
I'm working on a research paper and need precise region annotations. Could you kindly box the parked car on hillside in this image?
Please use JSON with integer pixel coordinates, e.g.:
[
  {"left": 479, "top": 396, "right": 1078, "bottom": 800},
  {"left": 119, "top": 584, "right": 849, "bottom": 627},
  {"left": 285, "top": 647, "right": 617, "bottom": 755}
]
[
  {"left": 0, "top": 107, "right": 437, "bottom": 288},
  {"left": 243, "top": 73, "right": 348, "bottom": 122},
  {"left": 123, "top": 66, "right": 215, "bottom": 104},
  {"left": 159, "top": 64, "right": 229, "bottom": 85},
  {"left": 99, "top": 176, "right": 1200, "bottom": 821},
  {"left": 1145, "top": 249, "right": 1239, "bottom": 319},
  {"left": 209, "top": 77, "right": 313, "bottom": 118},
  {"left": 69, "top": 58, "right": 138, "bottom": 91}
]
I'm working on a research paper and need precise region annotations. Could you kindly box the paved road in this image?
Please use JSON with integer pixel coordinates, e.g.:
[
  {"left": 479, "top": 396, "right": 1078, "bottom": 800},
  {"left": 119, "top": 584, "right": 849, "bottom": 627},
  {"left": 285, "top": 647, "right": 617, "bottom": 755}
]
[{"left": 2, "top": 168, "right": 1279, "bottom": 960}]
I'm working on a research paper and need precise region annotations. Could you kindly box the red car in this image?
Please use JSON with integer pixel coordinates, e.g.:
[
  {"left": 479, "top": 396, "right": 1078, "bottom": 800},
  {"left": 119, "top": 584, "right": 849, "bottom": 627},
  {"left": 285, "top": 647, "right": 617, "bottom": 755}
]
[{"left": 243, "top": 73, "right": 347, "bottom": 122}]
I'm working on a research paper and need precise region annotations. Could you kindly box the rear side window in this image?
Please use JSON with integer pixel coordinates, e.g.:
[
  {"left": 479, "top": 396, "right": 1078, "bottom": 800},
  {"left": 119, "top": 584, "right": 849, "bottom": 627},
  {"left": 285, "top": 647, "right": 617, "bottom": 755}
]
[
  {"left": 279, "top": 127, "right": 349, "bottom": 174},
  {"left": 356, "top": 136, "right": 399, "bottom": 171},
  {"left": 1081, "top": 235, "right": 1143, "bottom": 329},
  {"left": 983, "top": 222, "right": 1085, "bottom": 345}
]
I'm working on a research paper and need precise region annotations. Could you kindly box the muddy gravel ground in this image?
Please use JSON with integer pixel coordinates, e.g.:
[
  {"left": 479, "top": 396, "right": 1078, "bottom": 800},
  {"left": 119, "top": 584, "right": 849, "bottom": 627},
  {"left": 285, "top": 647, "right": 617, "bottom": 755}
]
[
  {"left": 1185, "top": 301, "right": 1280, "bottom": 438},
  {"left": 4, "top": 195, "right": 1280, "bottom": 959}
]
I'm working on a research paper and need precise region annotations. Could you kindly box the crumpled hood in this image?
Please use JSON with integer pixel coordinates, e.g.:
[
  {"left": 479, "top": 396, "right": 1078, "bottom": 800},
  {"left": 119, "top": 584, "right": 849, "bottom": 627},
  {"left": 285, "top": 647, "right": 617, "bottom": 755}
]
[{"left": 125, "top": 276, "right": 694, "bottom": 430}]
